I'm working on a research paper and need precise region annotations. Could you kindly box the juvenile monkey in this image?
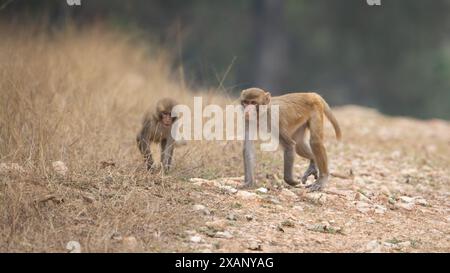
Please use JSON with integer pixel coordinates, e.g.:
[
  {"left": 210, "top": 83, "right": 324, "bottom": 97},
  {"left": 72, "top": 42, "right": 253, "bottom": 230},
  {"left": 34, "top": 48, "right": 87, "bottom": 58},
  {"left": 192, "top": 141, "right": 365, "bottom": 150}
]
[
  {"left": 240, "top": 88, "right": 341, "bottom": 191},
  {"left": 136, "top": 98, "right": 178, "bottom": 173}
]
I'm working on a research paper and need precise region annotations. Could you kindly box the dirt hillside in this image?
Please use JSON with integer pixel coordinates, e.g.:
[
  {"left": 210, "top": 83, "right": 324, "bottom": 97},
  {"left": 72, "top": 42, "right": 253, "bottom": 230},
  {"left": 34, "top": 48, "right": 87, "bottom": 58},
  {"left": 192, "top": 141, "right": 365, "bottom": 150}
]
[{"left": 1, "top": 25, "right": 449, "bottom": 253}]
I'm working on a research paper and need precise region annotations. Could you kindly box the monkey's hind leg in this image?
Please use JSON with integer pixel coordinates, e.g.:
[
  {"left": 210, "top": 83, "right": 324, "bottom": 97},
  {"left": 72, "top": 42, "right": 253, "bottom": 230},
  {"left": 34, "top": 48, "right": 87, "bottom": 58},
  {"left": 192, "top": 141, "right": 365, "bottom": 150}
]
[
  {"left": 302, "top": 161, "right": 318, "bottom": 183},
  {"left": 305, "top": 112, "right": 329, "bottom": 192},
  {"left": 293, "top": 124, "right": 318, "bottom": 183}
]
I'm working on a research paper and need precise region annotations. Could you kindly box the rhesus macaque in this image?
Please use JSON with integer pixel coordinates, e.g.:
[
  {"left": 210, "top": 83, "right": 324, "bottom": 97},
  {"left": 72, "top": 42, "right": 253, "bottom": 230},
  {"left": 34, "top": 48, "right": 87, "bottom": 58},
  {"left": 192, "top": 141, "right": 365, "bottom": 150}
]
[
  {"left": 240, "top": 88, "right": 341, "bottom": 191},
  {"left": 136, "top": 98, "right": 178, "bottom": 173}
]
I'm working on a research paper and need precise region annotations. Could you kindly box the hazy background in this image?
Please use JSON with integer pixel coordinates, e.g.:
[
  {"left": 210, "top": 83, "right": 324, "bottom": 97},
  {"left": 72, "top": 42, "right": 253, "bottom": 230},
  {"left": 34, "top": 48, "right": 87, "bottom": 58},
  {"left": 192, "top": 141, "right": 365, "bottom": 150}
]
[{"left": 2, "top": 0, "right": 450, "bottom": 119}]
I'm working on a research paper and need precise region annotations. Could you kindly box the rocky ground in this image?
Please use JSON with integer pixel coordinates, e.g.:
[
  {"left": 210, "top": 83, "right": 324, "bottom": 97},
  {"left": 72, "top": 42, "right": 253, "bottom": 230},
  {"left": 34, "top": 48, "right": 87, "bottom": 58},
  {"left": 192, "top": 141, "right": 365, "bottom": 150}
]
[
  {"left": 1, "top": 106, "right": 449, "bottom": 253},
  {"left": 174, "top": 106, "right": 450, "bottom": 253}
]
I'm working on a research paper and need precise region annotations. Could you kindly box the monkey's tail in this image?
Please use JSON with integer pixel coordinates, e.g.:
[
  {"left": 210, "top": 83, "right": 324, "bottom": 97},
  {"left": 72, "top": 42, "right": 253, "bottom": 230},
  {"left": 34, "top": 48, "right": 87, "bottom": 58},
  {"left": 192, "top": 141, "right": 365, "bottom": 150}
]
[{"left": 320, "top": 97, "right": 342, "bottom": 140}]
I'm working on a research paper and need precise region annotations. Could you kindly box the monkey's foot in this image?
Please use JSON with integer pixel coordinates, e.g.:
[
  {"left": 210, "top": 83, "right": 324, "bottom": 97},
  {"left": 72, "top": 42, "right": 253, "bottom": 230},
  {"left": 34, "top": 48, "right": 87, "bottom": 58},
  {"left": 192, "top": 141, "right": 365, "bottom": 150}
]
[
  {"left": 301, "top": 164, "right": 318, "bottom": 184},
  {"left": 284, "top": 178, "right": 300, "bottom": 187},
  {"left": 305, "top": 177, "right": 328, "bottom": 192},
  {"left": 239, "top": 183, "right": 256, "bottom": 190}
]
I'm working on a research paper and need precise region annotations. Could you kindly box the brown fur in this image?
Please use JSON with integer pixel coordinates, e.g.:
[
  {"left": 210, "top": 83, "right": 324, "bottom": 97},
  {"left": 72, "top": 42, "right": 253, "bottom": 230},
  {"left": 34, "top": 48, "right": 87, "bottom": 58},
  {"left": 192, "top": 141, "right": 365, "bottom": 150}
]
[
  {"left": 240, "top": 87, "right": 341, "bottom": 191},
  {"left": 136, "top": 98, "right": 178, "bottom": 172}
]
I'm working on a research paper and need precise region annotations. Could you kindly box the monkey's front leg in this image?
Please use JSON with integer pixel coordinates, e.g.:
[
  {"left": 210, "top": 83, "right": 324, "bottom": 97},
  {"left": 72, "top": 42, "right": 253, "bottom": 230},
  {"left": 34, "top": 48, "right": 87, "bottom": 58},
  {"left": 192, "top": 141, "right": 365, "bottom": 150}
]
[
  {"left": 243, "top": 127, "right": 256, "bottom": 188},
  {"left": 283, "top": 145, "right": 300, "bottom": 186},
  {"left": 161, "top": 138, "right": 175, "bottom": 173},
  {"left": 145, "top": 152, "right": 154, "bottom": 171}
]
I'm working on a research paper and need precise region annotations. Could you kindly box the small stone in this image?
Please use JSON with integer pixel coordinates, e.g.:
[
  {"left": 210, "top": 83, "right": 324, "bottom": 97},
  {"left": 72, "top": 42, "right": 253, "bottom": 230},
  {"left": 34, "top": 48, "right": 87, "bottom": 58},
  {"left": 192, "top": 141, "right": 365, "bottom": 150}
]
[
  {"left": 374, "top": 205, "right": 387, "bottom": 214},
  {"left": 82, "top": 193, "right": 95, "bottom": 203},
  {"left": 398, "top": 241, "right": 411, "bottom": 248},
  {"left": 190, "top": 178, "right": 221, "bottom": 187},
  {"left": 122, "top": 236, "right": 139, "bottom": 251},
  {"left": 366, "top": 240, "right": 382, "bottom": 253},
  {"left": 219, "top": 185, "right": 238, "bottom": 194},
  {"left": 256, "top": 187, "right": 268, "bottom": 194},
  {"left": 205, "top": 220, "right": 227, "bottom": 231},
  {"left": 281, "top": 220, "right": 295, "bottom": 228},
  {"left": 380, "top": 186, "right": 391, "bottom": 196},
  {"left": 414, "top": 197, "right": 428, "bottom": 207},
  {"left": 215, "top": 231, "right": 233, "bottom": 239},
  {"left": 66, "top": 241, "right": 81, "bottom": 253},
  {"left": 355, "top": 192, "right": 371, "bottom": 202},
  {"left": 305, "top": 192, "right": 327, "bottom": 205},
  {"left": 293, "top": 205, "right": 304, "bottom": 212},
  {"left": 111, "top": 232, "right": 122, "bottom": 241},
  {"left": 236, "top": 191, "right": 258, "bottom": 200},
  {"left": 399, "top": 196, "right": 414, "bottom": 203},
  {"left": 193, "top": 204, "right": 211, "bottom": 215},
  {"left": 52, "top": 161, "right": 68, "bottom": 176},
  {"left": 395, "top": 202, "right": 414, "bottom": 211},
  {"left": 226, "top": 213, "right": 237, "bottom": 221},
  {"left": 190, "top": 236, "right": 203, "bottom": 243},
  {"left": 245, "top": 214, "right": 254, "bottom": 221},
  {"left": 280, "top": 189, "right": 298, "bottom": 199},
  {"left": 247, "top": 241, "right": 262, "bottom": 251},
  {"left": 355, "top": 201, "right": 372, "bottom": 213}
]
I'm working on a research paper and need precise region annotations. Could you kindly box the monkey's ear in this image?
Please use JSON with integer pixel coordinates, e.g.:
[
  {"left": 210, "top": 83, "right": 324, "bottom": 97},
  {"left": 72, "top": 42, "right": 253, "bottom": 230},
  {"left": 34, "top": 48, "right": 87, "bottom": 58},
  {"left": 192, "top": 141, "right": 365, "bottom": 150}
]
[{"left": 264, "top": 92, "right": 271, "bottom": 104}]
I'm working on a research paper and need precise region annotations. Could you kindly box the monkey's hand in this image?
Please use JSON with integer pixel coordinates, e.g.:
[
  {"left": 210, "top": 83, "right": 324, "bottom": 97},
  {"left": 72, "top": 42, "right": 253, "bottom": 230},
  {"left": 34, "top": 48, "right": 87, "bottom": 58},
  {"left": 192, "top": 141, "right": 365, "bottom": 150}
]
[
  {"left": 305, "top": 176, "right": 328, "bottom": 192},
  {"left": 301, "top": 163, "right": 318, "bottom": 184}
]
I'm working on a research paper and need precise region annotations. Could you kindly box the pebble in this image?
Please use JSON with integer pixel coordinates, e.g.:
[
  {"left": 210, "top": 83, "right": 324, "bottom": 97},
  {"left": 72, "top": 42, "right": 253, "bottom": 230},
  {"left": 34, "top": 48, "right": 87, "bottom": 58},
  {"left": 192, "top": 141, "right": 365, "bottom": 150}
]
[
  {"left": 374, "top": 205, "right": 387, "bottom": 214},
  {"left": 355, "top": 201, "right": 372, "bottom": 214},
  {"left": 247, "top": 240, "right": 262, "bottom": 251},
  {"left": 52, "top": 161, "right": 68, "bottom": 176},
  {"left": 305, "top": 192, "right": 327, "bottom": 205},
  {"left": 395, "top": 202, "right": 414, "bottom": 211},
  {"left": 66, "top": 241, "right": 81, "bottom": 253},
  {"left": 215, "top": 231, "right": 233, "bottom": 239},
  {"left": 366, "top": 240, "right": 383, "bottom": 253},
  {"left": 205, "top": 220, "right": 227, "bottom": 231},
  {"left": 256, "top": 187, "right": 268, "bottom": 194},
  {"left": 280, "top": 189, "right": 298, "bottom": 199},
  {"left": 399, "top": 196, "right": 415, "bottom": 203},
  {"left": 219, "top": 185, "right": 238, "bottom": 194},
  {"left": 190, "top": 236, "right": 203, "bottom": 243},
  {"left": 236, "top": 191, "right": 258, "bottom": 200},
  {"left": 193, "top": 204, "right": 211, "bottom": 215},
  {"left": 122, "top": 236, "right": 139, "bottom": 251}
]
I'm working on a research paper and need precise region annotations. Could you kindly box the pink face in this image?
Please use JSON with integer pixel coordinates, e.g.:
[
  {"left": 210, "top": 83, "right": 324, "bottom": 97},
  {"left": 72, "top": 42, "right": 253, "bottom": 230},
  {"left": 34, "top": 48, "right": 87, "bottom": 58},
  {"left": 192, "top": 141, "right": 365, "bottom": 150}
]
[
  {"left": 241, "top": 100, "right": 258, "bottom": 120},
  {"left": 160, "top": 111, "right": 173, "bottom": 127}
]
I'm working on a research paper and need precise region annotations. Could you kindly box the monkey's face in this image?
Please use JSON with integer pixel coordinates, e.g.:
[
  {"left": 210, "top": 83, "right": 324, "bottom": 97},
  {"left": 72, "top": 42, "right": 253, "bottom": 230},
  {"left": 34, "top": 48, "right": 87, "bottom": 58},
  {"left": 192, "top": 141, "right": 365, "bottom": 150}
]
[
  {"left": 240, "top": 88, "right": 271, "bottom": 120},
  {"left": 160, "top": 111, "right": 174, "bottom": 127},
  {"left": 155, "top": 98, "right": 178, "bottom": 128}
]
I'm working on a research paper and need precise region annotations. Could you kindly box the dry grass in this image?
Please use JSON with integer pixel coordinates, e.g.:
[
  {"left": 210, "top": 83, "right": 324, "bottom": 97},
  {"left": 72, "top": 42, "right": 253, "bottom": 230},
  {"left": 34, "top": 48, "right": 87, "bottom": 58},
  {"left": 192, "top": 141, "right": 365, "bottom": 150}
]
[
  {"left": 0, "top": 23, "right": 234, "bottom": 252},
  {"left": 1, "top": 23, "right": 449, "bottom": 253}
]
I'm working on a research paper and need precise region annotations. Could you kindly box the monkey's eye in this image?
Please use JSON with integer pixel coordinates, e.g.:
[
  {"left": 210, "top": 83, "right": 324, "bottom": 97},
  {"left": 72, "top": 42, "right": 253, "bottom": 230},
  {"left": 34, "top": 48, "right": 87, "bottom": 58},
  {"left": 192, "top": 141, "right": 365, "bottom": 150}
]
[{"left": 250, "top": 101, "right": 257, "bottom": 105}]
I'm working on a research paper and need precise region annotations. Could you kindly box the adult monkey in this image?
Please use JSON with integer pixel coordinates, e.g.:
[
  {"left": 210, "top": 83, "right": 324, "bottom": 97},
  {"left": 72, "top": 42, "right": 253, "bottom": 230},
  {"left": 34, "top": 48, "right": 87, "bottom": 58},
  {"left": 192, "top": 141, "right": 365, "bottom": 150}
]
[
  {"left": 136, "top": 98, "right": 178, "bottom": 173},
  {"left": 240, "top": 88, "right": 341, "bottom": 191}
]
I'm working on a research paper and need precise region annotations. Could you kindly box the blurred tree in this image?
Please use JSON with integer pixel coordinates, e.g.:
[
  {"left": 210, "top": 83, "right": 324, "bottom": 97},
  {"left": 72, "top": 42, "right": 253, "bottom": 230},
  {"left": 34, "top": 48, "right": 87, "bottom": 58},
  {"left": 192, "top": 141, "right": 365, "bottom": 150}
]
[{"left": 1, "top": 0, "right": 450, "bottom": 119}]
